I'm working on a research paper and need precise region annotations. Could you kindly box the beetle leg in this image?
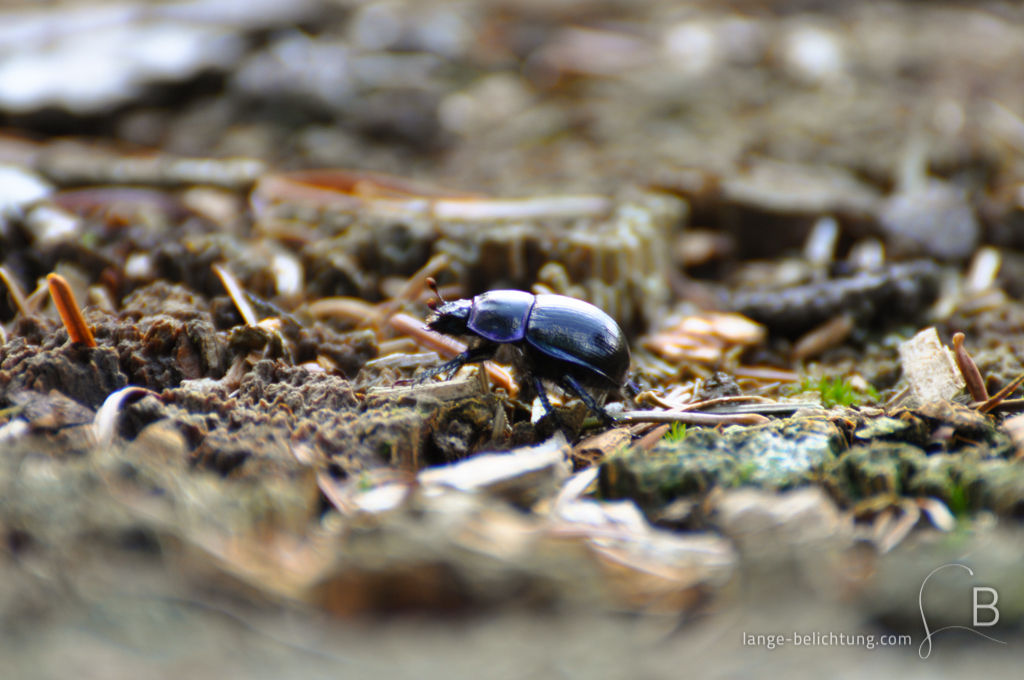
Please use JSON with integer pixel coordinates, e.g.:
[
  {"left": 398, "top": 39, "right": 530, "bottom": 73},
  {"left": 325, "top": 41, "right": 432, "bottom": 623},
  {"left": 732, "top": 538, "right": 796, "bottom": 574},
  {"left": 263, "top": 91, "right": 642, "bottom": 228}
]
[
  {"left": 533, "top": 376, "right": 555, "bottom": 416},
  {"left": 534, "top": 376, "right": 575, "bottom": 431},
  {"left": 415, "top": 342, "right": 498, "bottom": 383},
  {"left": 560, "top": 374, "right": 617, "bottom": 427}
]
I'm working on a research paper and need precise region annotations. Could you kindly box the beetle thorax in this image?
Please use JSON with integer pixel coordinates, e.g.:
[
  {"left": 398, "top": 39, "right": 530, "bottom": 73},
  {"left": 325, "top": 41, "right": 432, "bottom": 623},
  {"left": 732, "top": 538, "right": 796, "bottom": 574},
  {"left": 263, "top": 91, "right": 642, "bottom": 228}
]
[{"left": 468, "top": 290, "right": 535, "bottom": 344}]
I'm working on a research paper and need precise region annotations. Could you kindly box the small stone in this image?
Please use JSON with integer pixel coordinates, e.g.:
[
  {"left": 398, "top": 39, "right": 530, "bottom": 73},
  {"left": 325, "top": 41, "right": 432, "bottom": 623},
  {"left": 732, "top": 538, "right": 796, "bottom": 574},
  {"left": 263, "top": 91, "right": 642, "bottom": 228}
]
[
  {"left": 697, "top": 372, "right": 741, "bottom": 400},
  {"left": 781, "top": 25, "right": 847, "bottom": 85}
]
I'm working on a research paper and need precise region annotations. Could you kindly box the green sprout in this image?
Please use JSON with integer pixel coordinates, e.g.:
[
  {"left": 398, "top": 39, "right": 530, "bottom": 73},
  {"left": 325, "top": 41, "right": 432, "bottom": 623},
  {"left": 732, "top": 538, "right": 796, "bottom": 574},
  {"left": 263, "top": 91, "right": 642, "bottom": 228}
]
[
  {"left": 663, "top": 422, "right": 688, "bottom": 443},
  {"left": 787, "top": 375, "right": 880, "bottom": 409}
]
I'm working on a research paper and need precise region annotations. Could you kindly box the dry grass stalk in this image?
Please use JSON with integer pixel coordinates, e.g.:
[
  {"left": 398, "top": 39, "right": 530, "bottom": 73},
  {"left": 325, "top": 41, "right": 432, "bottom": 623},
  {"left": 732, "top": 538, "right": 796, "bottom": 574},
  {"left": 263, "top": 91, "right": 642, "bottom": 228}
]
[
  {"left": 212, "top": 263, "right": 258, "bottom": 326},
  {"left": 0, "top": 266, "right": 29, "bottom": 317}
]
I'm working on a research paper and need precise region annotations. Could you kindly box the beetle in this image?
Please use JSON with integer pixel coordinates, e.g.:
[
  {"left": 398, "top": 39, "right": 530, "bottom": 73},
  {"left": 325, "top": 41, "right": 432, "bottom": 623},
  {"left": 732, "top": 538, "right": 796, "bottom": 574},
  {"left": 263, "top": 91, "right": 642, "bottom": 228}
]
[{"left": 417, "top": 279, "right": 632, "bottom": 427}]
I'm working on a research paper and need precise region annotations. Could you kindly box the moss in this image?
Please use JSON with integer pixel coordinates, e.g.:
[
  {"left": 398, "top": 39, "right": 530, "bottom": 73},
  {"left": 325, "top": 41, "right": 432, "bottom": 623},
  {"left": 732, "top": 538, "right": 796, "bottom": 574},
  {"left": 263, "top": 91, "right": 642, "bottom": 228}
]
[
  {"left": 599, "top": 416, "right": 845, "bottom": 511},
  {"left": 825, "top": 441, "right": 929, "bottom": 503},
  {"left": 787, "top": 375, "right": 879, "bottom": 408},
  {"left": 957, "top": 459, "right": 1024, "bottom": 518},
  {"left": 904, "top": 453, "right": 958, "bottom": 502}
]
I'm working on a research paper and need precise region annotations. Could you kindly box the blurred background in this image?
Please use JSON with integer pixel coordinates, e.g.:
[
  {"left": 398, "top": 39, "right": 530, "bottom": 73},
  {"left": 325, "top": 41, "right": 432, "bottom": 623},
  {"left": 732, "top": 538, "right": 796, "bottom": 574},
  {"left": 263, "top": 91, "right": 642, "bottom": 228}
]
[{"left": 4, "top": 0, "right": 1024, "bottom": 677}]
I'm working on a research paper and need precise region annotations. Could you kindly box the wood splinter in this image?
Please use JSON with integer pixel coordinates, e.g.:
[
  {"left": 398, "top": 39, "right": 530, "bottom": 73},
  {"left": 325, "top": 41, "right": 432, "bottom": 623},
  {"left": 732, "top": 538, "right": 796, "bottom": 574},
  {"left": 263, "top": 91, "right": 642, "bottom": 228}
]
[{"left": 47, "top": 273, "right": 96, "bottom": 348}]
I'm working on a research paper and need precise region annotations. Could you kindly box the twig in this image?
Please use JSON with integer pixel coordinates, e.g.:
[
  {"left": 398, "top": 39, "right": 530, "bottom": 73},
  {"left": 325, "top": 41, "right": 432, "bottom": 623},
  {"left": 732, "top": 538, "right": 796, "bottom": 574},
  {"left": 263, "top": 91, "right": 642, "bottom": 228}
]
[
  {"left": 977, "top": 372, "right": 1024, "bottom": 414},
  {"left": 978, "top": 398, "right": 1024, "bottom": 414},
  {"left": 617, "top": 410, "right": 770, "bottom": 426},
  {"left": 678, "top": 395, "right": 774, "bottom": 411},
  {"left": 636, "top": 390, "right": 688, "bottom": 410},
  {"left": 697, "top": 402, "right": 822, "bottom": 416}
]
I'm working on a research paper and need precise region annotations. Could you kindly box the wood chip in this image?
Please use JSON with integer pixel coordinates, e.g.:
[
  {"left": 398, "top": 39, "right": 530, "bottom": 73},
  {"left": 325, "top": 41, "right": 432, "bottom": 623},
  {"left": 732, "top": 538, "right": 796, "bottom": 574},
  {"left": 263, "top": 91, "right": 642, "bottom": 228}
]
[
  {"left": 572, "top": 428, "right": 633, "bottom": 468},
  {"left": 418, "top": 433, "right": 570, "bottom": 508},
  {"left": 897, "top": 327, "right": 964, "bottom": 404}
]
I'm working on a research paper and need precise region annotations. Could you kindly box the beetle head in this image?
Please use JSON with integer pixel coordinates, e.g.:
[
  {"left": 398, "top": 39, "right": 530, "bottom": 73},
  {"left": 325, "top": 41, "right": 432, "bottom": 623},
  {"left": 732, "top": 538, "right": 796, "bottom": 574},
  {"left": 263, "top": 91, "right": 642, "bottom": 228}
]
[{"left": 426, "top": 299, "right": 473, "bottom": 336}]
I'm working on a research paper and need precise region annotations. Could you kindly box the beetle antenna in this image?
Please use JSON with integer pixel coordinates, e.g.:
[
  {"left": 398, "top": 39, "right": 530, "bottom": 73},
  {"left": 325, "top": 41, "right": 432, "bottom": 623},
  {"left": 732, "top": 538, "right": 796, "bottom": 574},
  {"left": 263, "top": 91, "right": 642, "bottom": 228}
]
[{"left": 426, "top": 277, "right": 445, "bottom": 305}]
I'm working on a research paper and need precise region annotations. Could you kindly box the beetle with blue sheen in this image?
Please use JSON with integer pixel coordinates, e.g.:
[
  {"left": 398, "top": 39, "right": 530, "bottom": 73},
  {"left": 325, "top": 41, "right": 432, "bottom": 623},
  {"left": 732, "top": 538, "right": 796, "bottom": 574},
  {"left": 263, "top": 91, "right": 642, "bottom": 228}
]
[{"left": 417, "top": 278, "right": 634, "bottom": 427}]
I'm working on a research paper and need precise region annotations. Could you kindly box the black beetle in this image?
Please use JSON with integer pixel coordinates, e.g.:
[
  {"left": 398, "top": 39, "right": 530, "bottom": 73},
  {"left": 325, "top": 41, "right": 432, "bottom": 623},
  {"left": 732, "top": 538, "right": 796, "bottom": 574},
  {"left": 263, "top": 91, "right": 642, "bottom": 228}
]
[{"left": 417, "top": 281, "right": 632, "bottom": 426}]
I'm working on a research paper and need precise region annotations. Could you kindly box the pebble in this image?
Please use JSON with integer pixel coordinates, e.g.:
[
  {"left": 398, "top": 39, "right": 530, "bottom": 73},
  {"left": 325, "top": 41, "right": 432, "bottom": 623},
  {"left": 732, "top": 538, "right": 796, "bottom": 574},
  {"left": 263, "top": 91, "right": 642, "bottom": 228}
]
[
  {"left": 0, "top": 164, "right": 51, "bottom": 216},
  {"left": 781, "top": 24, "right": 846, "bottom": 85},
  {"left": 877, "top": 178, "right": 980, "bottom": 261},
  {"left": 0, "top": 22, "right": 243, "bottom": 113}
]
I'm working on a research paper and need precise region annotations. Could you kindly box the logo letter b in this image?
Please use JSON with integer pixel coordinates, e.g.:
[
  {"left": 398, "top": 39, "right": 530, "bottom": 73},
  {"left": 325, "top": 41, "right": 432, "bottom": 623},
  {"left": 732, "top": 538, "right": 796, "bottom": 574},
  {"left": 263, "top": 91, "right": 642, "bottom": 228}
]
[{"left": 974, "top": 587, "right": 1000, "bottom": 627}]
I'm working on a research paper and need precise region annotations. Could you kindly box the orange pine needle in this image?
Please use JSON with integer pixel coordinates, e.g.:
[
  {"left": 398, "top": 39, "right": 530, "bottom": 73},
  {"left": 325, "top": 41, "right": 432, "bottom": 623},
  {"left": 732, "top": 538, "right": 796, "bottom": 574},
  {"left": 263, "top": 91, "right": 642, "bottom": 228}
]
[{"left": 47, "top": 273, "right": 96, "bottom": 347}]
